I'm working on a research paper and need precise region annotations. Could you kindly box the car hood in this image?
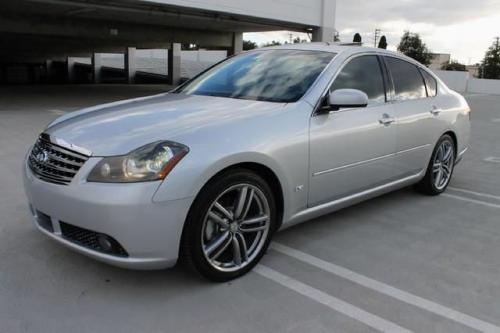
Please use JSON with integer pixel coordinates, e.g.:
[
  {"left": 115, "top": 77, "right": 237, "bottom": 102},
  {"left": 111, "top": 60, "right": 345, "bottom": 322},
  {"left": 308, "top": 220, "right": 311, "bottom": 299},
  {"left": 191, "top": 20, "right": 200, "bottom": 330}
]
[{"left": 45, "top": 93, "right": 287, "bottom": 156}]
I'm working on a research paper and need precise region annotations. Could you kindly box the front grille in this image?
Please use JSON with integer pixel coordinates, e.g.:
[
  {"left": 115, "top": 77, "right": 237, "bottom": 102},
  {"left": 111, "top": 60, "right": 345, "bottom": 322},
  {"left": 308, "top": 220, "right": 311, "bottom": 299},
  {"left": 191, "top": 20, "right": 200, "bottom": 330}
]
[
  {"left": 60, "top": 222, "right": 129, "bottom": 257},
  {"left": 28, "top": 137, "right": 89, "bottom": 185}
]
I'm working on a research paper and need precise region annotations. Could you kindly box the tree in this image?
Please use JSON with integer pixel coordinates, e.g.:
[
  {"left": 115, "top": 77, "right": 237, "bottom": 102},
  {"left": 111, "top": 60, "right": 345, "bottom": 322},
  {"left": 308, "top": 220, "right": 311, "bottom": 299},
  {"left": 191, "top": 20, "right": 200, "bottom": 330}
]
[
  {"left": 378, "top": 35, "right": 388, "bottom": 49},
  {"left": 480, "top": 38, "right": 500, "bottom": 79},
  {"left": 353, "top": 33, "right": 362, "bottom": 43},
  {"left": 243, "top": 40, "right": 258, "bottom": 51},
  {"left": 262, "top": 40, "right": 282, "bottom": 47},
  {"left": 334, "top": 32, "right": 341, "bottom": 42},
  {"left": 293, "top": 36, "right": 307, "bottom": 44},
  {"left": 441, "top": 60, "right": 466, "bottom": 71},
  {"left": 397, "top": 31, "right": 433, "bottom": 66}
]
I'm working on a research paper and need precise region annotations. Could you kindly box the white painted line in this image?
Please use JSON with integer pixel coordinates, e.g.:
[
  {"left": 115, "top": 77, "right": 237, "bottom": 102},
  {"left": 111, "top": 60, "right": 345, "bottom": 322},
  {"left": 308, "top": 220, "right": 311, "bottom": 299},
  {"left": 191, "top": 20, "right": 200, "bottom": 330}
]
[
  {"left": 271, "top": 243, "right": 500, "bottom": 333},
  {"left": 448, "top": 187, "right": 500, "bottom": 202},
  {"left": 255, "top": 264, "right": 413, "bottom": 333},
  {"left": 443, "top": 194, "right": 500, "bottom": 209},
  {"left": 484, "top": 157, "right": 500, "bottom": 164}
]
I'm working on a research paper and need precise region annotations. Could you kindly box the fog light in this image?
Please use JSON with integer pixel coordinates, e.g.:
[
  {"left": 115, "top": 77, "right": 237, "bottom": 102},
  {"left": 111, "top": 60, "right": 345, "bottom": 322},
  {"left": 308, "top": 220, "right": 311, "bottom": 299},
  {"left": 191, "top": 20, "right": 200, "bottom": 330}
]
[{"left": 97, "top": 234, "right": 113, "bottom": 252}]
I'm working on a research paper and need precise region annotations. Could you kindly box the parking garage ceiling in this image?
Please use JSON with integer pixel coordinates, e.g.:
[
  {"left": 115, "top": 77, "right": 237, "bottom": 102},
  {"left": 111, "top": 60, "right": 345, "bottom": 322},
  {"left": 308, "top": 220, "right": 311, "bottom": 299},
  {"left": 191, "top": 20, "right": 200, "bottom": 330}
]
[{"left": 0, "top": 0, "right": 314, "bottom": 62}]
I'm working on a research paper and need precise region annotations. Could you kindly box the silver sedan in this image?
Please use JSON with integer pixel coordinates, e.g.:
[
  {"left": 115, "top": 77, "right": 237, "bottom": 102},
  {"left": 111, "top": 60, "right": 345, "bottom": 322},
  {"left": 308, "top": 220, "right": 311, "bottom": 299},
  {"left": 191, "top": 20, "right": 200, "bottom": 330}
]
[{"left": 23, "top": 44, "right": 471, "bottom": 281}]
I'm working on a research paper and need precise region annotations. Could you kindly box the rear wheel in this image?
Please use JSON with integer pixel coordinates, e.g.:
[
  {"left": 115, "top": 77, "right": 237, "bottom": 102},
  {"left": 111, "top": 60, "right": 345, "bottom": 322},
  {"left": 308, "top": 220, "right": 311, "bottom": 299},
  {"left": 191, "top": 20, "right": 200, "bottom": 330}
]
[
  {"left": 416, "top": 134, "right": 455, "bottom": 195},
  {"left": 181, "top": 169, "right": 276, "bottom": 282}
]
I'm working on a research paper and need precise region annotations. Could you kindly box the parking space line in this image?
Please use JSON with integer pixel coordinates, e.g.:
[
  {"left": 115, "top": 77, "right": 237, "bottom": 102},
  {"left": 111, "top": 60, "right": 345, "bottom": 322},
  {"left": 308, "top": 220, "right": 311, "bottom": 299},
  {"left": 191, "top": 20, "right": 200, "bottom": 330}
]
[
  {"left": 443, "top": 194, "right": 500, "bottom": 209},
  {"left": 484, "top": 157, "right": 500, "bottom": 164},
  {"left": 448, "top": 187, "right": 500, "bottom": 201},
  {"left": 271, "top": 243, "right": 500, "bottom": 333},
  {"left": 255, "top": 265, "right": 413, "bottom": 333}
]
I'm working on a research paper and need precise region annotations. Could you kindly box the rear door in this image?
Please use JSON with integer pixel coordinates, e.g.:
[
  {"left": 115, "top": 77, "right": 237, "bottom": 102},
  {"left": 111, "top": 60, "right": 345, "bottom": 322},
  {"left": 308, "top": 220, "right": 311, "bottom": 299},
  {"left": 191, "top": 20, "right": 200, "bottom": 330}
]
[
  {"left": 308, "top": 54, "right": 398, "bottom": 207},
  {"left": 384, "top": 56, "right": 438, "bottom": 177}
]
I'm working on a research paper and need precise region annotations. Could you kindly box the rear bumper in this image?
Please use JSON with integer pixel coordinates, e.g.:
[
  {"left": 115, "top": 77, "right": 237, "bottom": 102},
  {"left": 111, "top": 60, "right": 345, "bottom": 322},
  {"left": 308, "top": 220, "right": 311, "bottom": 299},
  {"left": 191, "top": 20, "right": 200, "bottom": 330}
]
[{"left": 23, "top": 159, "right": 193, "bottom": 270}]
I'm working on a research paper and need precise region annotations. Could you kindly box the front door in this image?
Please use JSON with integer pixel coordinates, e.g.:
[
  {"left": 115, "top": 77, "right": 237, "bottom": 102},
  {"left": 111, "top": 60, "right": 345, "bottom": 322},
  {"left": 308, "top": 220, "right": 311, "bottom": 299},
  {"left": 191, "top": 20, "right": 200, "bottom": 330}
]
[{"left": 308, "top": 55, "right": 398, "bottom": 207}]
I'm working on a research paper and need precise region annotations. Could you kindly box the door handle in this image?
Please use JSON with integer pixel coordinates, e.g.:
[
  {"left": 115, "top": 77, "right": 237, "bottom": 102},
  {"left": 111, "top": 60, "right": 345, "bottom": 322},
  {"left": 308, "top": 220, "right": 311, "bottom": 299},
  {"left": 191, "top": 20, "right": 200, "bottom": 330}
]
[
  {"left": 379, "top": 114, "right": 396, "bottom": 126},
  {"left": 430, "top": 106, "right": 442, "bottom": 116}
]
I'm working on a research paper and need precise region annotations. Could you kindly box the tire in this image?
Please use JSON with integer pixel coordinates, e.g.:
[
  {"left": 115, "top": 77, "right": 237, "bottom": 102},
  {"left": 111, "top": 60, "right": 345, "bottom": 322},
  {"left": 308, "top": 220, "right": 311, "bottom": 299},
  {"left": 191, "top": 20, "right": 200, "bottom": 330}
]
[
  {"left": 415, "top": 134, "right": 456, "bottom": 195},
  {"left": 180, "top": 169, "right": 277, "bottom": 282}
]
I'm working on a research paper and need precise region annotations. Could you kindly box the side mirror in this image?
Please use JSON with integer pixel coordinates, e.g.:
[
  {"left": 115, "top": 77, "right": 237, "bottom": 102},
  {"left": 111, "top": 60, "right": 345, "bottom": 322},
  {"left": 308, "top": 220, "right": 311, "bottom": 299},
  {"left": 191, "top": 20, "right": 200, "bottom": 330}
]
[{"left": 327, "top": 89, "right": 369, "bottom": 111}]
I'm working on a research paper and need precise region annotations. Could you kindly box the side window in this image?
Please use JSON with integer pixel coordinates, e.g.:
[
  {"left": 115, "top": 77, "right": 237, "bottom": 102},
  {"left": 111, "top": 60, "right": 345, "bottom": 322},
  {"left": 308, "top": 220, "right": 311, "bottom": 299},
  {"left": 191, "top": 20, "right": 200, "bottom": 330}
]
[
  {"left": 330, "top": 55, "right": 386, "bottom": 104},
  {"left": 385, "top": 57, "right": 426, "bottom": 101},
  {"left": 419, "top": 69, "right": 438, "bottom": 97}
]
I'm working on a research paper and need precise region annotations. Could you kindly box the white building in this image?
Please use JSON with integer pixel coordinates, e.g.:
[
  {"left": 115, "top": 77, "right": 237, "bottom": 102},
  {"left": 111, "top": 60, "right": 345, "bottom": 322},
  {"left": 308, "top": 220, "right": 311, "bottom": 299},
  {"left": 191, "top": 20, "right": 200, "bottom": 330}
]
[{"left": 429, "top": 53, "right": 451, "bottom": 70}]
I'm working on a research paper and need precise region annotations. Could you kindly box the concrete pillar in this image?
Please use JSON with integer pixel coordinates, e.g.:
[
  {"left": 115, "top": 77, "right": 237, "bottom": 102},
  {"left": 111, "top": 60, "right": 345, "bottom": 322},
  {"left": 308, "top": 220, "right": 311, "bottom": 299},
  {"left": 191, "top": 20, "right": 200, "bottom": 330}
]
[
  {"left": 125, "top": 47, "right": 136, "bottom": 84},
  {"left": 45, "top": 60, "right": 53, "bottom": 83},
  {"left": 168, "top": 43, "right": 181, "bottom": 86},
  {"left": 66, "top": 57, "right": 76, "bottom": 83},
  {"left": 92, "top": 53, "right": 102, "bottom": 83},
  {"left": 312, "top": 0, "right": 336, "bottom": 42},
  {"left": 228, "top": 32, "right": 243, "bottom": 56}
]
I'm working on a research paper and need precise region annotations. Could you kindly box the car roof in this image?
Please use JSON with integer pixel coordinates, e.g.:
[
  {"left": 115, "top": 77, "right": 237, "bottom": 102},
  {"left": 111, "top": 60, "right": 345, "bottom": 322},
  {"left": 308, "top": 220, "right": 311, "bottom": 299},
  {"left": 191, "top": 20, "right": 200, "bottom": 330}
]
[{"left": 257, "top": 43, "right": 427, "bottom": 68}]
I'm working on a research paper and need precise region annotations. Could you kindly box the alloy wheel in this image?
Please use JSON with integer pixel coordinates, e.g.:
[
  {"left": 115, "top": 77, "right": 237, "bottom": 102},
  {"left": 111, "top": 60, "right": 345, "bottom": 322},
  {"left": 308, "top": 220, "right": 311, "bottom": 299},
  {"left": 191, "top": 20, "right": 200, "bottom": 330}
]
[
  {"left": 432, "top": 140, "right": 455, "bottom": 190},
  {"left": 201, "top": 183, "right": 271, "bottom": 272}
]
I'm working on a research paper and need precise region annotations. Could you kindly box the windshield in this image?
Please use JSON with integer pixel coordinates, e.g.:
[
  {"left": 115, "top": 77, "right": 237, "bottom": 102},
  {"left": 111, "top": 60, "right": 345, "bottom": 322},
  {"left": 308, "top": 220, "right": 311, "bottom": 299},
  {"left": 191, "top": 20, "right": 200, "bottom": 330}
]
[{"left": 175, "top": 50, "right": 335, "bottom": 103}]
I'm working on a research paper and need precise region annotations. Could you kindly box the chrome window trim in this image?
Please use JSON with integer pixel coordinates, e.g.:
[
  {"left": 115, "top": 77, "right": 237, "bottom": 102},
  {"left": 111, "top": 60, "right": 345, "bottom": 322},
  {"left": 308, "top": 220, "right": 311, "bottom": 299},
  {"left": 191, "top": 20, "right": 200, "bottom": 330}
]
[{"left": 382, "top": 55, "right": 435, "bottom": 103}]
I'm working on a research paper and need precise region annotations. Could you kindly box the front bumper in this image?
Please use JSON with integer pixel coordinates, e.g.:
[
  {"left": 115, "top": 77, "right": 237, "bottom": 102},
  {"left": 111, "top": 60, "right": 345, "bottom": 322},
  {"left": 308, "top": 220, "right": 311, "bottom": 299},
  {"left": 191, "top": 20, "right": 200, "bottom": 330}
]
[{"left": 23, "top": 158, "right": 193, "bottom": 270}]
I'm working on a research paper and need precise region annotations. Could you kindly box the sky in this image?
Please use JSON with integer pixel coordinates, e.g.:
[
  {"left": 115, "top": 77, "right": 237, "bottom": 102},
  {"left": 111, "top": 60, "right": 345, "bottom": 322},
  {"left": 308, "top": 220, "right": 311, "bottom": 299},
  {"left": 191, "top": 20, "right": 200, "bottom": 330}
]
[{"left": 244, "top": 0, "right": 500, "bottom": 65}]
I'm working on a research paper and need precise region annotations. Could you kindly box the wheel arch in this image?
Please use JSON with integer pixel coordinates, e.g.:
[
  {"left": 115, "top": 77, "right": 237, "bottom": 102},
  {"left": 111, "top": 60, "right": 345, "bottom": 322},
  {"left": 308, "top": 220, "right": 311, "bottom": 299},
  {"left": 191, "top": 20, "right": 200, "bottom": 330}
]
[
  {"left": 178, "top": 160, "right": 286, "bottom": 261},
  {"left": 443, "top": 130, "right": 458, "bottom": 156}
]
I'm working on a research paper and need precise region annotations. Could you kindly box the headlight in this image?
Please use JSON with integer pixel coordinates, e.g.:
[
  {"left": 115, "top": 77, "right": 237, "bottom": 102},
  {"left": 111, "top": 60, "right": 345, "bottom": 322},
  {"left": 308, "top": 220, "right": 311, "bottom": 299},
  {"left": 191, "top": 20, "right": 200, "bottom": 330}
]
[{"left": 88, "top": 141, "right": 189, "bottom": 183}]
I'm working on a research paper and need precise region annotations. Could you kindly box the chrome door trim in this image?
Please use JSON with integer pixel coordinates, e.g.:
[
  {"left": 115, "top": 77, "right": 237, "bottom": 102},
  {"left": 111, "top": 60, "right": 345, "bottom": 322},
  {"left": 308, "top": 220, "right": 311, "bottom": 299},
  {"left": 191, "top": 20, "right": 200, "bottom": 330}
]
[
  {"left": 285, "top": 170, "right": 425, "bottom": 230},
  {"left": 313, "top": 153, "right": 395, "bottom": 177},
  {"left": 312, "top": 144, "right": 430, "bottom": 177},
  {"left": 396, "top": 144, "right": 431, "bottom": 155}
]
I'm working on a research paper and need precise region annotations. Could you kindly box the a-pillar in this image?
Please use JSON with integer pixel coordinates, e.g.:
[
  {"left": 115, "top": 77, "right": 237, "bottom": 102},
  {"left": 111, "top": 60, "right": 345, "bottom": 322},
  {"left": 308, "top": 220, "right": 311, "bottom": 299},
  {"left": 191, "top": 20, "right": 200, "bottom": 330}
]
[
  {"left": 92, "top": 53, "right": 103, "bottom": 84},
  {"left": 125, "top": 47, "right": 136, "bottom": 84},
  {"left": 168, "top": 43, "right": 181, "bottom": 86}
]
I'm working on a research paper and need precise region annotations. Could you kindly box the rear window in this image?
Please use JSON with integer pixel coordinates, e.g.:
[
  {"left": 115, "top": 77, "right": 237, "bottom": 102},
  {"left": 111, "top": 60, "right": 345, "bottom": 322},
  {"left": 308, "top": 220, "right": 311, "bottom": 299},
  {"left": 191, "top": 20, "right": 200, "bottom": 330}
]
[
  {"left": 419, "top": 69, "right": 438, "bottom": 97},
  {"left": 385, "top": 57, "right": 426, "bottom": 101}
]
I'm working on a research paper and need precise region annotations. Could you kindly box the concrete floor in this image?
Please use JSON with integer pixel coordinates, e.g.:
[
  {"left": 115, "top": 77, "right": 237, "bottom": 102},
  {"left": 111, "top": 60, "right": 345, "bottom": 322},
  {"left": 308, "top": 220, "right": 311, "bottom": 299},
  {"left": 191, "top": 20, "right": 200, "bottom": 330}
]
[{"left": 1, "top": 86, "right": 500, "bottom": 333}]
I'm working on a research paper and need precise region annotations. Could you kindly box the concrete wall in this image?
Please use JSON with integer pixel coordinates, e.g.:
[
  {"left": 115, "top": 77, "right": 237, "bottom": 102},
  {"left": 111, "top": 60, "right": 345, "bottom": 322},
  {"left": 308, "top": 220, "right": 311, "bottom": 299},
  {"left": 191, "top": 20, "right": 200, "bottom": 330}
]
[
  {"left": 73, "top": 50, "right": 227, "bottom": 79},
  {"left": 433, "top": 70, "right": 500, "bottom": 95},
  {"left": 432, "top": 70, "right": 469, "bottom": 93},
  {"left": 468, "top": 78, "right": 500, "bottom": 95},
  {"left": 139, "top": 0, "right": 332, "bottom": 27}
]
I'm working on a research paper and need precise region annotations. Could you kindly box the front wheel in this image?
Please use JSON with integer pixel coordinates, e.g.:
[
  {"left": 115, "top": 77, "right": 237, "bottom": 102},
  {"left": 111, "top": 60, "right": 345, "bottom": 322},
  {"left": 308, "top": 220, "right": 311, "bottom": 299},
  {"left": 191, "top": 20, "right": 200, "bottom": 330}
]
[
  {"left": 181, "top": 169, "right": 276, "bottom": 282},
  {"left": 416, "top": 134, "right": 455, "bottom": 195}
]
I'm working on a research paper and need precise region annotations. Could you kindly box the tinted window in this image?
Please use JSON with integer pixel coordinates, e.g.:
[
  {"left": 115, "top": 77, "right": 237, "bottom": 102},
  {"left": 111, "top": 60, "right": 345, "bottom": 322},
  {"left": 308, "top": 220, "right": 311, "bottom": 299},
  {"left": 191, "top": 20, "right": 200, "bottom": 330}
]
[
  {"left": 176, "top": 50, "right": 335, "bottom": 103},
  {"left": 330, "top": 55, "right": 386, "bottom": 104},
  {"left": 385, "top": 57, "right": 426, "bottom": 101},
  {"left": 420, "top": 69, "right": 438, "bottom": 97}
]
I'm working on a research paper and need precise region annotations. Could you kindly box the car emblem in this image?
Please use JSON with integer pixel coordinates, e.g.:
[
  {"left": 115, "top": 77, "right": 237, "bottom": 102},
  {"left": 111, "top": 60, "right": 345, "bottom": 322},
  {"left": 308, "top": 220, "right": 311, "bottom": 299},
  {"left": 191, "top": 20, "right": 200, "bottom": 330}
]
[{"left": 36, "top": 149, "right": 49, "bottom": 163}]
